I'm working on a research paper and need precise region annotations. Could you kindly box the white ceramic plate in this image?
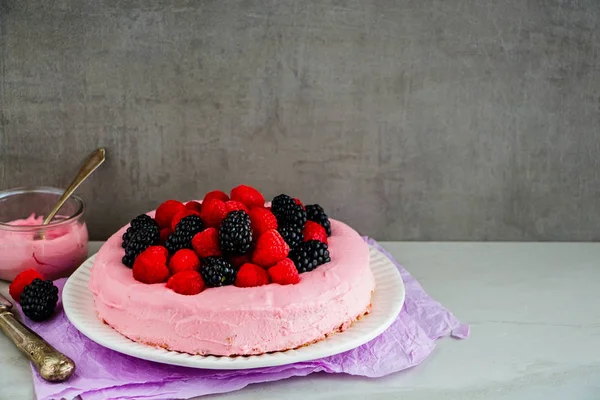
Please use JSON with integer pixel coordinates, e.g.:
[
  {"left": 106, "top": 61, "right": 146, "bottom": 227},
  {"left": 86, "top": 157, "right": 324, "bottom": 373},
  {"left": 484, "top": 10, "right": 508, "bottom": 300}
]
[{"left": 62, "top": 246, "right": 405, "bottom": 369}]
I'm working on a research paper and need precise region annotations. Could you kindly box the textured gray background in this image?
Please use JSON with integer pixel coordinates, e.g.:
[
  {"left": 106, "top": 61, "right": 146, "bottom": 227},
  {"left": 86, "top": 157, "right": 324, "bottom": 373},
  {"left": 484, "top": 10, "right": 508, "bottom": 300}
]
[{"left": 1, "top": 0, "right": 599, "bottom": 241}]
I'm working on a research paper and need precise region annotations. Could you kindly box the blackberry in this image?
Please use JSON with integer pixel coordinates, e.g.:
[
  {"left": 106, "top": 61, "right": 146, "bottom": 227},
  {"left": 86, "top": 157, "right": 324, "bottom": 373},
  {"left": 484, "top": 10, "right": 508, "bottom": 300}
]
[
  {"left": 20, "top": 279, "right": 59, "bottom": 321},
  {"left": 306, "top": 204, "right": 331, "bottom": 236},
  {"left": 271, "top": 194, "right": 296, "bottom": 215},
  {"left": 289, "top": 240, "right": 331, "bottom": 273},
  {"left": 219, "top": 211, "right": 252, "bottom": 255},
  {"left": 201, "top": 257, "right": 237, "bottom": 287},
  {"left": 122, "top": 225, "right": 160, "bottom": 267},
  {"left": 271, "top": 195, "right": 307, "bottom": 228},
  {"left": 122, "top": 214, "right": 158, "bottom": 248},
  {"left": 278, "top": 225, "right": 303, "bottom": 249},
  {"left": 165, "top": 215, "right": 204, "bottom": 254}
]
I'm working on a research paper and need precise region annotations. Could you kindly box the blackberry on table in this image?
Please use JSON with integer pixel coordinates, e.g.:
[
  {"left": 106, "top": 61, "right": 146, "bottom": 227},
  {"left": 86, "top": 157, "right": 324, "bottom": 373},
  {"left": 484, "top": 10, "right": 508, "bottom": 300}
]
[
  {"left": 289, "top": 240, "right": 331, "bottom": 273},
  {"left": 201, "top": 257, "right": 237, "bottom": 287},
  {"left": 20, "top": 279, "right": 59, "bottom": 321},
  {"left": 277, "top": 225, "right": 303, "bottom": 249},
  {"left": 306, "top": 204, "right": 331, "bottom": 236},
  {"left": 165, "top": 215, "right": 204, "bottom": 254},
  {"left": 219, "top": 210, "right": 252, "bottom": 255},
  {"left": 122, "top": 225, "right": 160, "bottom": 267}
]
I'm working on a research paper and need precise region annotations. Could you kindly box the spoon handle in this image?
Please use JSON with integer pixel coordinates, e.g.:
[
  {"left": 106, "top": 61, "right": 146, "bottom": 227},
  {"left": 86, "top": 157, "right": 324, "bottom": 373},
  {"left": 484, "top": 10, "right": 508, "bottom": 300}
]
[{"left": 42, "top": 147, "right": 106, "bottom": 225}]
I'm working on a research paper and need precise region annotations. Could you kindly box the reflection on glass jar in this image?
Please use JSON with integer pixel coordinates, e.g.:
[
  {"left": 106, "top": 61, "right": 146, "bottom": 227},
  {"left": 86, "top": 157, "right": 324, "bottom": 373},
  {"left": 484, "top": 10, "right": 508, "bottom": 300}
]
[{"left": 0, "top": 187, "right": 89, "bottom": 281}]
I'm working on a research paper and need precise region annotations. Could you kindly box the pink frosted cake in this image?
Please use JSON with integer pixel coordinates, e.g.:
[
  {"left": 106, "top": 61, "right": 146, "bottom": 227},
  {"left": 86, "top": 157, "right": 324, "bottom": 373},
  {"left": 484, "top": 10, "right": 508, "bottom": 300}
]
[{"left": 89, "top": 186, "right": 375, "bottom": 356}]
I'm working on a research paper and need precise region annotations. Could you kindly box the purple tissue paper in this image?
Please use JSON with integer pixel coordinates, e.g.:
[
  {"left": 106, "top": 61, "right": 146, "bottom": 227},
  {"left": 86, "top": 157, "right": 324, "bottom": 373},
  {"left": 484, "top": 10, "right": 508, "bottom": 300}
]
[{"left": 20, "top": 238, "right": 468, "bottom": 400}]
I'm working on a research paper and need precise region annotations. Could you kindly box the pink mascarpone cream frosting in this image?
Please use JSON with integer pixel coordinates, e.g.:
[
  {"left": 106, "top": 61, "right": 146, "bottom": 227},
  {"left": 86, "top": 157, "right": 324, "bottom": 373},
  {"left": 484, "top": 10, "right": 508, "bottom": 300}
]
[
  {"left": 0, "top": 214, "right": 88, "bottom": 281},
  {"left": 89, "top": 212, "right": 375, "bottom": 356}
]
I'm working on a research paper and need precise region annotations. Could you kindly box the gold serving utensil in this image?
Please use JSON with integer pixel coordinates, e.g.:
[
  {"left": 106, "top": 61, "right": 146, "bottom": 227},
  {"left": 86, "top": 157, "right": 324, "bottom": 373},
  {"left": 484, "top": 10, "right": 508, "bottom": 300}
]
[
  {"left": 0, "top": 293, "right": 75, "bottom": 381},
  {"left": 42, "top": 147, "right": 106, "bottom": 226}
]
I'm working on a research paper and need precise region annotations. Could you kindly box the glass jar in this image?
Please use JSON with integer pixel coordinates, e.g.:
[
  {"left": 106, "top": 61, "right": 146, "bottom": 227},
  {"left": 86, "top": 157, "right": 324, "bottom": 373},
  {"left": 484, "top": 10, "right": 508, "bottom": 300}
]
[{"left": 0, "top": 187, "right": 89, "bottom": 281}]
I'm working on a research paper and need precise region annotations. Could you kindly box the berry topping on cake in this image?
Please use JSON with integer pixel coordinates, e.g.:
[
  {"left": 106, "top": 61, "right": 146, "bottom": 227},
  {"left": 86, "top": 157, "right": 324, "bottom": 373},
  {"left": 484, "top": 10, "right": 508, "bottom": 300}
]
[
  {"left": 9, "top": 268, "right": 44, "bottom": 303},
  {"left": 169, "top": 249, "right": 201, "bottom": 274},
  {"left": 289, "top": 240, "right": 331, "bottom": 273},
  {"left": 277, "top": 224, "right": 303, "bottom": 249},
  {"left": 184, "top": 201, "right": 202, "bottom": 213},
  {"left": 200, "top": 199, "right": 228, "bottom": 228},
  {"left": 249, "top": 208, "right": 278, "bottom": 238},
  {"left": 133, "top": 246, "right": 170, "bottom": 284},
  {"left": 235, "top": 263, "right": 270, "bottom": 287},
  {"left": 122, "top": 221, "right": 160, "bottom": 268},
  {"left": 271, "top": 194, "right": 307, "bottom": 228},
  {"left": 224, "top": 200, "right": 249, "bottom": 214},
  {"left": 155, "top": 200, "right": 186, "bottom": 229},
  {"left": 302, "top": 221, "right": 328, "bottom": 244},
  {"left": 268, "top": 258, "right": 301, "bottom": 285},
  {"left": 159, "top": 228, "right": 173, "bottom": 245},
  {"left": 192, "top": 227, "right": 222, "bottom": 258},
  {"left": 230, "top": 254, "right": 252, "bottom": 269},
  {"left": 165, "top": 215, "right": 204, "bottom": 254},
  {"left": 203, "top": 190, "right": 229, "bottom": 203},
  {"left": 167, "top": 270, "right": 205, "bottom": 295},
  {"left": 252, "top": 229, "right": 290, "bottom": 268},
  {"left": 293, "top": 198, "right": 305, "bottom": 209},
  {"left": 306, "top": 204, "right": 331, "bottom": 236},
  {"left": 20, "top": 278, "right": 59, "bottom": 321},
  {"left": 170, "top": 209, "right": 201, "bottom": 231},
  {"left": 122, "top": 214, "right": 158, "bottom": 248},
  {"left": 201, "top": 257, "right": 237, "bottom": 287},
  {"left": 219, "top": 210, "right": 252, "bottom": 255},
  {"left": 230, "top": 185, "right": 265, "bottom": 209}
]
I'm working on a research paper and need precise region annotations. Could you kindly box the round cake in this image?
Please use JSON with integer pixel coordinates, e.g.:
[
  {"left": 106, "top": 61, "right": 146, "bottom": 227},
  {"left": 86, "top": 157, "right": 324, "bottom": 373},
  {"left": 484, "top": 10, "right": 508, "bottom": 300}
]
[{"left": 89, "top": 188, "right": 375, "bottom": 356}]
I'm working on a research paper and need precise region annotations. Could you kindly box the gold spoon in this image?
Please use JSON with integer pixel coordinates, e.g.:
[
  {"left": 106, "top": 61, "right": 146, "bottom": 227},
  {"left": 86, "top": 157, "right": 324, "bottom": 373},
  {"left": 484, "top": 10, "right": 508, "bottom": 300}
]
[{"left": 41, "top": 147, "right": 106, "bottom": 229}]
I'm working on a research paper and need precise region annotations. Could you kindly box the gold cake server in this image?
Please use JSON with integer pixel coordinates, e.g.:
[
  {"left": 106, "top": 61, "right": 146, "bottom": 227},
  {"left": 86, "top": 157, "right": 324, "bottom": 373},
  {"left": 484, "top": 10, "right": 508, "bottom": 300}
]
[{"left": 0, "top": 292, "right": 75, "bottom": 381}]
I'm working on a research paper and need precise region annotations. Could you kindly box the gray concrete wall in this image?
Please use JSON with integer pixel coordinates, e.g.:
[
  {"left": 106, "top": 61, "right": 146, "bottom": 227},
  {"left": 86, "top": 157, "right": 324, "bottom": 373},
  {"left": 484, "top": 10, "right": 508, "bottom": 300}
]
[{"left": 1, "top": 0, "right": 599, "bottom": 241}]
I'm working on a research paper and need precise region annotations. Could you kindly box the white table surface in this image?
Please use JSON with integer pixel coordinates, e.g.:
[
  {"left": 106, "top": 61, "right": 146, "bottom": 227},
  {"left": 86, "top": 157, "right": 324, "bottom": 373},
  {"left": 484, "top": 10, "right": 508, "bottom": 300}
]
[{"left": 1, "top": 241, "right": 599, "bottom": 400}]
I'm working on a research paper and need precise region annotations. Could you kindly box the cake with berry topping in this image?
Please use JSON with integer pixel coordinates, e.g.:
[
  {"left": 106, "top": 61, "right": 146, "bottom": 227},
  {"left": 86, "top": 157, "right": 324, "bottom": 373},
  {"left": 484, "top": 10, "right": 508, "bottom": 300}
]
[{"left": 89, "top": 185, "right": 375, "bottom": 356}]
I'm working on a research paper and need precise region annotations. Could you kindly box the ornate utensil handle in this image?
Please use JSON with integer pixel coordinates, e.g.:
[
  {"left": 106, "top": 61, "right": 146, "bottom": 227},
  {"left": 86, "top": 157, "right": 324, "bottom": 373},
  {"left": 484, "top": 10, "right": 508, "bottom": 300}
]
[{"left": 0, "top": 310, "right": 75, "bottom": 381}]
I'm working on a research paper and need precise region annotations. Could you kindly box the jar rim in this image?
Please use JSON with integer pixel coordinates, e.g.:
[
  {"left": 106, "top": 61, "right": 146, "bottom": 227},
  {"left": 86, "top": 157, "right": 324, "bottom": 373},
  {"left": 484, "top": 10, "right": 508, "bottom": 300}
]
[{"left": 0, "top": 186, "right": 85, "bottom": 231}]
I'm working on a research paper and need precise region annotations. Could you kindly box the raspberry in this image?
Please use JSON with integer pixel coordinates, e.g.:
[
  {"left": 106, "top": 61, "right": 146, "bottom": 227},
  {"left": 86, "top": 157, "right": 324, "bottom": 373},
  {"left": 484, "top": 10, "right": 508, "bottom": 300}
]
[
  {"left": 294, "top": 198, "right": 305, "bottom": 209},
  {"left": 159, "top": 228, "right": 173, "bottom": 245},
  {"left": 191, "top": 227, "right": 222, "bottom": 258},
  {"left": 235, "top": 263, "right": 270, "bottom": 287},
  {"left": 225, "top": 200, "right": 249, "bottom": 214},
  {"left": 167, "top": 270, "right": 205, "bottom": 295},
  {"left": 268, "top": 258, "right": 300, "bottom": 285},
  {"left": 248, "top": 208, "right": 278, "bottom": 238},
  {"left": 169, "top": 249, "right": 201, "bottom": 274},
  {"left": 133, "top": 246, "right": 170, "bottom": 284},
  {"left": 200, "top": 199, "right": 228, "bottom": 228},
  {"left": 185, "top": 201, "right": 202, "bottom": 213},
  {"left": 219, "top": 210, "right": 252, "bottom": 255},
  {"left": 203, "top": 190, "right": 229, "bottom": 203},
  {"left": 252, "top": 229, "right": 289, "bottom": 268},
  {"left": 170, "top": 209, "right": 201, "bottom": 231},
  {"left": 201, "top": 257, "right": 237, "bottom": 287},
  {"left": 19, "top": 279, "right": 59, "bottom": 321},
  {"left": 230, "top": 254, "right": 252, "bottom": 269},
  {"left": 230, "top": 185, "right": 265, "bottom": 209},
  {"left": 9, "top": 269, "right": 43, "bottom": 303},
  {"left": 303, "top": 221, "right": 328, "bottom": 244},
  {"left": 155, "top": 200, "right": 186, "bottom": 229}
]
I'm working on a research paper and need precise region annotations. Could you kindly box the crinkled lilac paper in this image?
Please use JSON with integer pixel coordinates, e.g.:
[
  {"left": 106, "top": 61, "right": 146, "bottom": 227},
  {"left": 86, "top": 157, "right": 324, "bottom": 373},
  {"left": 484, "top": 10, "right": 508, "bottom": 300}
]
[{"left": 20, "top": 238, "right": 468, "bottom": 400}]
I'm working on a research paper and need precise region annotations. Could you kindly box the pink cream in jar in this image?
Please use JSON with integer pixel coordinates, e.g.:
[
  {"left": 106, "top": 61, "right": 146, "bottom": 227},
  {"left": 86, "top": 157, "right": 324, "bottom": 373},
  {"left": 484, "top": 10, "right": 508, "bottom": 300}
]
[{"left": 0, "top": 187, "right": 88, "bottom": 281}]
